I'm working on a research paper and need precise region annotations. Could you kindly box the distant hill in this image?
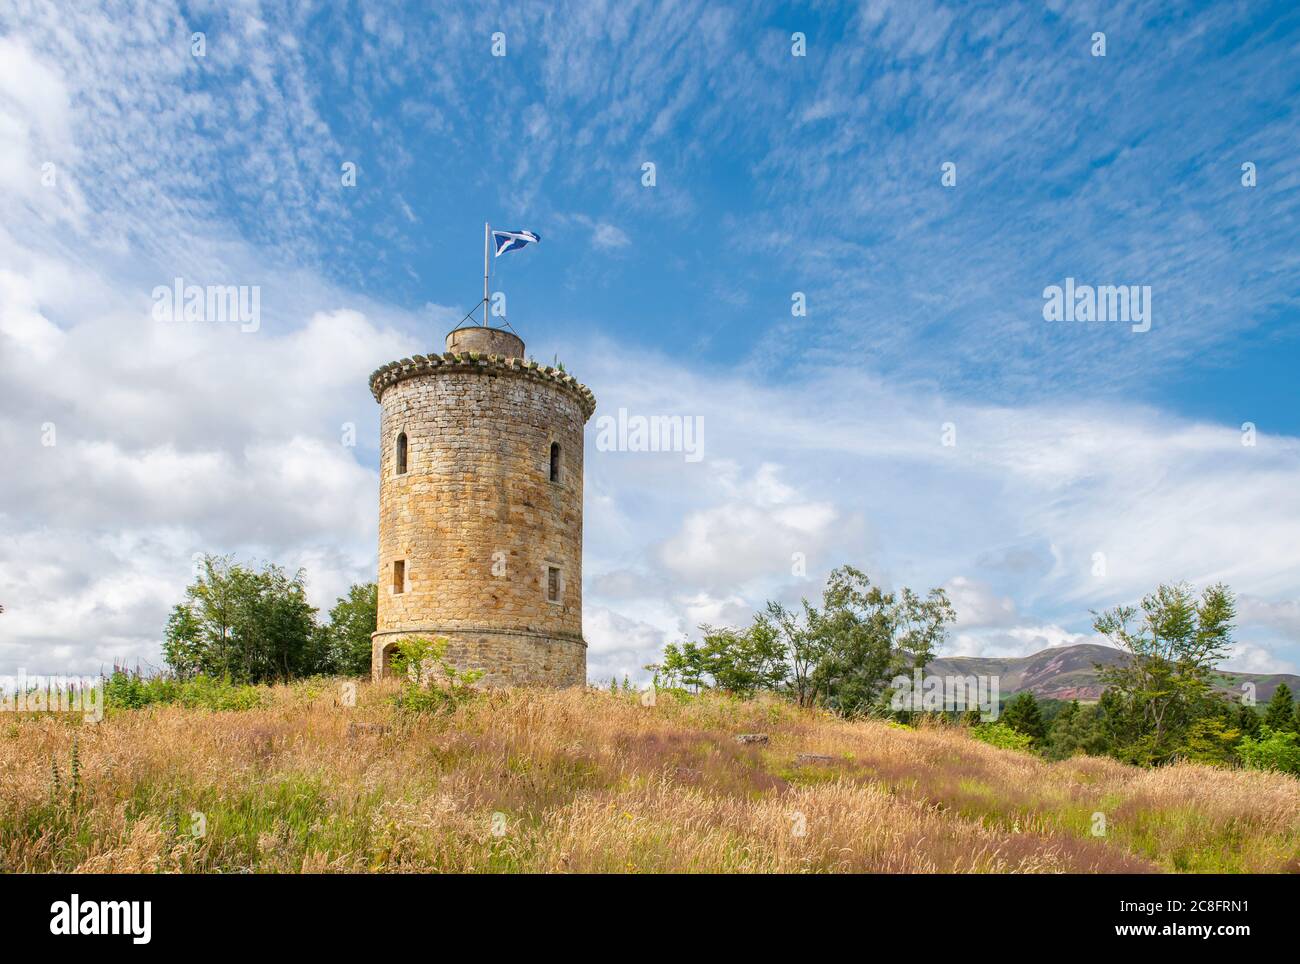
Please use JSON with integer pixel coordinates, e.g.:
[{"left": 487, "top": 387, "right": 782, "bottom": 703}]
[{"left": 926, "top": 643, "right": 1300, "bottom": 702}]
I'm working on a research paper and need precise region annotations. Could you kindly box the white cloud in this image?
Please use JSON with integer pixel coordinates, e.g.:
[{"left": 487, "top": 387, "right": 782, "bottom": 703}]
[
  {"left": 1226, "top": 642, "right": 1296, "bottom": 676},
  {"left": 396, "top": 196, "right": 418, "bottom": 224},
  {"left": 584, "top": 605, "right": 669, "bottom": 684},
  {"left": 4, "top": 234, "right": 1296, "bottom": 677},
  {"left": 0, "top": 36, "right": 86, "bottom": 228},
  {"left": 561, "top": 213, "right": 632, "bottom": 252},
  {"left": 1238, "top": 596, "right": 1300, "bottom": 638},
  {"left": 591, "top": 223, "right": 630, "bottom": 249},
  {"left": 944, "top": 576, "right": 1017, "bottom": 629},
  {"left": 947, "top": 624, "right": 1090, "bottom": 660},
  {"left": 0, "top": 0, "right": 1294, "bottom": 686},
  {"left": 658, "top": 463, "right": 844, "bottom": 590},
  {"left": 575, "top": 343, "right": 1300, "bottom": 676}
]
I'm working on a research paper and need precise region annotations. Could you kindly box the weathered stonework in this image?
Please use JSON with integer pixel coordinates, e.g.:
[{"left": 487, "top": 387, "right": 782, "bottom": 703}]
[{"left": 368, "top": 326, "right": 595, "bottom": 687}]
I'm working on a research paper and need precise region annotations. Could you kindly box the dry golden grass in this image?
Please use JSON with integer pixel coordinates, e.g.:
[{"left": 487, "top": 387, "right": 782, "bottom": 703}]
[{"left": 1, "top": 682, "right": 1297, "bottom": 873}]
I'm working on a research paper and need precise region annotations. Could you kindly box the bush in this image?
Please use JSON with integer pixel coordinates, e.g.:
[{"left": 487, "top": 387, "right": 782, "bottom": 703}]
[
  {"left": 389, "top": 637, "right": 482, "bottom": 714},
  {"left": 971, "top": 722, "right": 1035, "bottom": 752},
  {"left": 104, "top": 671, "right": 263, "bottom": 711},
  {"left": 1178, "top": 714, "right": 1241, "bottom": 766},
  {"left": 1236, "top": 727, "right": 1300, "bottom": 775}
]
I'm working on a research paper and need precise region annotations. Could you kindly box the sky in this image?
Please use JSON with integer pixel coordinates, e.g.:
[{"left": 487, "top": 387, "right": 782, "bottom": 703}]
[{"left": 0, "top": 0, "right": 1297, "bottom": 683}]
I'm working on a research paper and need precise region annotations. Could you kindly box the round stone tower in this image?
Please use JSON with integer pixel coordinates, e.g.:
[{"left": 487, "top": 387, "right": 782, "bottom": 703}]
[{"left": 367, "top": 325, "right": 596, "bottom": 687}]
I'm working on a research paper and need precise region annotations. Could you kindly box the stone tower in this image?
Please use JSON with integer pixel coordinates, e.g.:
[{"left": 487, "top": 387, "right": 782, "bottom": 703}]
[{"left": 367, "top": 325, "right": 596, "bottom": 687}]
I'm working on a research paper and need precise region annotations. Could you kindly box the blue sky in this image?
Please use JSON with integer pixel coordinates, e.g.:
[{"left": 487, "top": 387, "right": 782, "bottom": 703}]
[{"left": 0, "top": 0, "right": 1297, "bottom": 681}]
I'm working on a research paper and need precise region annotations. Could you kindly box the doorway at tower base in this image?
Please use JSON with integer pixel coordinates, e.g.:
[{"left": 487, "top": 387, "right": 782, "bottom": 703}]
[{"left": 370, "top": 628, "right": 586, "bottom": 687}]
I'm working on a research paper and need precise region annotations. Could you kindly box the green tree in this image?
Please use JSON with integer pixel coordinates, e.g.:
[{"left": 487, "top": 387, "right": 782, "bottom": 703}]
[
  {"left": 229, "top": 563, "right": 320, "bottom": 682},
  {"left": 1044, "top": 701, "right": 1111, "bottom": 760},
  {"left": 1263, "top": 682, "right": 1295, "bottom": 733},
  {"left": 1043, "top": 699, "right": 1077, "bottom": 757},
  {"left": 1001, "top": 692, "right": 1046, "bottom": 743},
  {"left": 659, "top": 640, "right": 706, "bottom": 692},
  {"left": 1092, "top": 582, "right": 1235, "bottom": 765},
  {"left": 1236, "top": 701, "right": 1262, "bottom": 739},
  {"left": 1094, "top": 688, "right": 1134, "bottom": 753},
  {"left": 1236, "top": 727, "right": 1300, "bottom": 775},
  {"left": 319, "top": 582, "right": 378, "bottom": 676},
  {"left": 164, "top": 555, "right": 238, "bottom": 679},
  {"left": 1179, "top": 711, "right": 1241, "bottom": 766},
  {"left": 660, "top": 620, "right": 788, "bottom": 697},
  {"left": 161, "top": 603, "right": 205, "bottom": 679},
  {"left": 697, "top": 619, "right": 788, "bottom": 696},
  {"left": 163, "top": 555, "right": 319, "bottom": 684},
  {"left": 766, "top": 565, "right": 954, "bottom": 716},
  {"left": 763, "top": 595, "right": 817, "bottom": 706}
]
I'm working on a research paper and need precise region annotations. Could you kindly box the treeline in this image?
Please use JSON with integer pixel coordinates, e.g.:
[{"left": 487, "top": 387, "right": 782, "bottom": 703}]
[
  {"left": 159, "top": 556, "right": 1300, "bottom": 775},
  {"left": 988, "top": 684, "right": 1299, "bottom": 774},
  {"left": 657, "top": 565, "right": 955, "bottom": 716},
  {"left": 162, "top": 555, "right": 376, "bottom": 684},
  {"left": 654, "top": 570, "right": 1300, "bottom": 776},
  {"left": 999, "top": 583, "right": 1300, "bottom": 774}
]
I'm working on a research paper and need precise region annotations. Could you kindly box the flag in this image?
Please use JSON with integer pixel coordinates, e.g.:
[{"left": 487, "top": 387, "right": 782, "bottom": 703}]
[{"left": 492, "top": 229, "right": 541, "bottom": 257}]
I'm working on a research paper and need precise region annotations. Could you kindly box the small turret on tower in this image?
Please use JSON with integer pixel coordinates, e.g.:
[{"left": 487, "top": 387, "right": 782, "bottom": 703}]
[{"left": 443, "top": 325, "right": 525, "bottom": 359}]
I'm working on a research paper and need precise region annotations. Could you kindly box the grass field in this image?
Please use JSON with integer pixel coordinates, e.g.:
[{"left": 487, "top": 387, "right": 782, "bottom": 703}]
[{"left": 2, "top": 681, "right": 1297, "bottom": 873}]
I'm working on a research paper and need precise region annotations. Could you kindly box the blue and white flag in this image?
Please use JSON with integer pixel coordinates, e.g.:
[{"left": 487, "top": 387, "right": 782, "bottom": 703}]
[{"left": 492, "top": 228, "right": 541, "bottom": 257}]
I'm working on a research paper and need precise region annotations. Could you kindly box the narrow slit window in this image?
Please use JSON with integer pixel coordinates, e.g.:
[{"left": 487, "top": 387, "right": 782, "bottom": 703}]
[
  {"left": 549, "top": 441, "right": 560, "bottom": 482},
  {"left": 547, "top": 566, "right": 560, "bottom": 603},
  {"left": 396, "top": 432, "right": 408, "bottom": 475},
  {"left": 393, "top": 560, "right": 405, "bottom": 594}
]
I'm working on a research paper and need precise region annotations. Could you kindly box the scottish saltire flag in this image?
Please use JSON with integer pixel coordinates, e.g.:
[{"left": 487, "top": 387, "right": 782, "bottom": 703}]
[{"left": 492, "top": 228, "right": 541, "bottom": 257}]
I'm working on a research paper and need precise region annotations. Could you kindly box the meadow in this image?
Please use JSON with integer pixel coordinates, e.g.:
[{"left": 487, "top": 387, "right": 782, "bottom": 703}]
[{"left": 1, "top": 681, "right": 1297, "bottom": 873}]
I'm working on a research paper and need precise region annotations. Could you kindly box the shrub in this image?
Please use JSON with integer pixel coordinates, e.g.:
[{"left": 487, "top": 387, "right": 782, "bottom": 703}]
[
  {"left": 1178, "top": 714, "right": 1241, "bottom": 766},
  {"left": 1236, "top": 727, "right": 1300, "bottom": 775},
  {"left": 971, "top": 722, "right": 1035, "bottom": 752},
  {"left": 389, "top": 637, "right": 482, "bottom": 714},
  {"left": 104, "top": 671, "right": 263, "bottom": 711}
]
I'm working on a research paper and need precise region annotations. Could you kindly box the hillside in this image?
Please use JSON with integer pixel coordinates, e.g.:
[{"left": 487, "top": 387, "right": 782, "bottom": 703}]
[
  {"left": 1, "top": 681, "right": 1297, "bottom": 873},
  {"left": 927, "top": 643, "right": 1300, "bottom": 702}
]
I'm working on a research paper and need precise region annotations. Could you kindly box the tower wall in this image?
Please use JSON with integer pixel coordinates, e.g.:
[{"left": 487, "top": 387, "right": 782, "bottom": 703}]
[{"left": 368, "top": 340, "right": 595, "bottom": 687}]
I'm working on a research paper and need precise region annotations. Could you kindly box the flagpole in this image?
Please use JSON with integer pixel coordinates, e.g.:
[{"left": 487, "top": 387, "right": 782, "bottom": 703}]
[{"left": 482, "top": 221, "right": 490, "bottom": 326}]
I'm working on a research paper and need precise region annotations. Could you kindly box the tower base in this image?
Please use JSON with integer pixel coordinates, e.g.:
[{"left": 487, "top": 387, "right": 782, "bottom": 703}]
[{"left": 371, "top": 628, "right": 586, "bottom": 688}]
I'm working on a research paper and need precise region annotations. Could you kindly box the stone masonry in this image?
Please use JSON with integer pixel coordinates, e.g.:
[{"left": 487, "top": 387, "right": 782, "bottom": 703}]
[{"left": 368, "top": 325, "right": 596, "bottom": 687}]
